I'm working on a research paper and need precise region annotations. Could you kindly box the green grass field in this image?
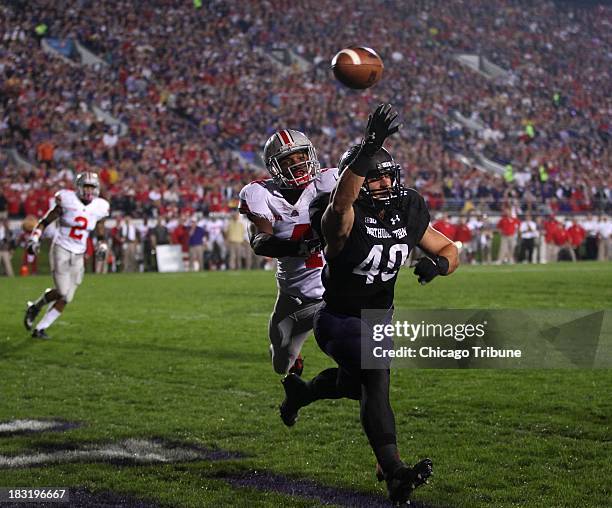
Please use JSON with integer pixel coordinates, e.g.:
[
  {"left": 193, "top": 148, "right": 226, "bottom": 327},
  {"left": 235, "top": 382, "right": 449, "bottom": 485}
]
[{"left": 1, "top": 263, "right": 611, "bottom": 507}]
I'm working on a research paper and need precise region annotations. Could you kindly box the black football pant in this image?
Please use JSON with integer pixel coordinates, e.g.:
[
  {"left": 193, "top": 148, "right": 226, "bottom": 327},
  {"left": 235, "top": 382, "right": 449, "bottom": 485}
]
[{"left": 306, "top": 304, "right": 401, "bottom": 474}]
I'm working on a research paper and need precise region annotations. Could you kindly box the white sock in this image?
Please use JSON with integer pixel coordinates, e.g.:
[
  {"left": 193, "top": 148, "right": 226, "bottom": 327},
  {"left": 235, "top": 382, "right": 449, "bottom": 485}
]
[{"left": 36, "top": 308, "right": 62, "bottom": 331}]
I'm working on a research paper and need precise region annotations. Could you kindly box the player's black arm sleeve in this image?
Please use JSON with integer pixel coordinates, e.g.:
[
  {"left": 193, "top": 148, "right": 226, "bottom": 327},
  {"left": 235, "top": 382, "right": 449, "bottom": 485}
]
[
  {"left": 95, "top": 219, "right": 106, "bottom": 241},
  {"left": 37, "top": 205, "right": 62, "bottom": 230},
  {"left": 250, "top": 232, "right": 301, "bottom": 258}
]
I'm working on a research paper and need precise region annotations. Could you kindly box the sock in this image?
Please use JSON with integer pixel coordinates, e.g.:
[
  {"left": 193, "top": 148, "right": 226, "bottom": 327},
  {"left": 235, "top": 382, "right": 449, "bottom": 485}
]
[
  {"left": 36, "top": 308, "right": 61, "bottom": 331},
  {"left": 375, "top": 443, "right": 402, "bottom": 474},
  {"left": 360, "top": 369, "right": 402, "bottom": 474},
  {"left": 306, "top": 368, "right": 342, "bottom": 401}
]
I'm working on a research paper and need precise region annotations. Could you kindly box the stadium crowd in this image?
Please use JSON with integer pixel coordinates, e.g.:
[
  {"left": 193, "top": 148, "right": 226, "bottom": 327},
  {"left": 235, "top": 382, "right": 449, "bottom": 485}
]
[
  {"left": 0, "top": 209, "right": 610, "bottom": 278},
  {"left": 1, "top": 1, "right": 610, "bottom": 236}
]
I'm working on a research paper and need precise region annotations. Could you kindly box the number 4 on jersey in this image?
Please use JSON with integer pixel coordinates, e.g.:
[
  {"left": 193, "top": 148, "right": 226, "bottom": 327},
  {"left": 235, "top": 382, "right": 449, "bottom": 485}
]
[
  {"left": 291, "top": 224, "right": 323, "bottom": 268},
  {"left": 353, "top": 244, "right": 410, "bottom": 284}
]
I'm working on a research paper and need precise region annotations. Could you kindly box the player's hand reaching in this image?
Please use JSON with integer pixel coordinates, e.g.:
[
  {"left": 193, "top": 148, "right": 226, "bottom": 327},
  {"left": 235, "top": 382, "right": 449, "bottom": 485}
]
[
  {"left": 362, "top": 104, "right": 402, "bottom": 156},
  {"left": 414, "top": 256, "right": 450, "bottom": 285},
  {"left": 297, "top": 238, "right": 321, "bottom": 257},
  {"left": 95, "top": 242, "right": 109, "bottom": 262},
  {"left": 26, "top": 230, "right": 42, "bottom": 255}
]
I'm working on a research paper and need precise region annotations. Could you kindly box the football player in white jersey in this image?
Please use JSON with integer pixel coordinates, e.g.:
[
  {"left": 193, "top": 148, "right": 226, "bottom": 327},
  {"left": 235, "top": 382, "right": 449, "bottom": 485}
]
[
  {"left": 239, "top": 129, "right": 338, "bottom": 381},
  {"left": 23, "top": 172, "right": 110, "bottom": 339}
]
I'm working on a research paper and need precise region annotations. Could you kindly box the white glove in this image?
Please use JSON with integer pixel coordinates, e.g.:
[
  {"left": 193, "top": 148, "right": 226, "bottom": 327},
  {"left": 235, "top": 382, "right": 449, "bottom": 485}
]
[
  {"left": 95, "top": 242, "right": 109, "bottom": 261},
  {"left": 27, "top": 229, "right": 42, "bottom": 255}
]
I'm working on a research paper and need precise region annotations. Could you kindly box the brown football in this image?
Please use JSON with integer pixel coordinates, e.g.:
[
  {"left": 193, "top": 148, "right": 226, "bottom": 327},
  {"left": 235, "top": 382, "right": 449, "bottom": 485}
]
[
  {"left": 331, "top": 46, "right": 384, "bottom": 89},
  {"left": 22, "top": 215, "right": 38, "bottom": 232}
]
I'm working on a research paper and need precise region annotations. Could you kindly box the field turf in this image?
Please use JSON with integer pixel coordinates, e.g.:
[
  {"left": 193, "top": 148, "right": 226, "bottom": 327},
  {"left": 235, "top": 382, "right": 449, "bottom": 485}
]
[{"left": 0, "top": 263, "right": 611, "bottom": 507}]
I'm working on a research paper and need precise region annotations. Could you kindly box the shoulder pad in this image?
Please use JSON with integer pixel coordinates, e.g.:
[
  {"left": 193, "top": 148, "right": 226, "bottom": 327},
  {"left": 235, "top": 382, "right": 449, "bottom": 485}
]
[
  {"left": 55, "top": 189, "right": 76, "bottom": 206},
  {"left": 93, "top": 198, "right": 111, "bottom": 218},
  {"left": 315, "top": 167, "right": 339, "bottom": 193},
  {"left": 238, "top": 181, "right": 275, "bottom": 221}
]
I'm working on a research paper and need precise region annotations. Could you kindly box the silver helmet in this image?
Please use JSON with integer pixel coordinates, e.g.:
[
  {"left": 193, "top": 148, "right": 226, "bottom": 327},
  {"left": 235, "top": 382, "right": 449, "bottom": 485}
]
[
  {"left": 263, "top": 129, "right": 320, "bottom": 188},
  {"left": 75, "top": 171, "right": 100, "bottom": 203}
]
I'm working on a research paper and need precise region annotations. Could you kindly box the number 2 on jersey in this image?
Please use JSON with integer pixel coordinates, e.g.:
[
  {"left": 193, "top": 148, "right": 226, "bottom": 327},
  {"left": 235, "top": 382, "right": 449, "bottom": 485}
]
[
  {"left": 69, "top": 216, "right": 88, "bottom": 240},
  {"left": 290, "top": 224, "right": 323, "bottom": 268},
  {"left": 353, "top": 244, "right": 410, "bottom": 284}
]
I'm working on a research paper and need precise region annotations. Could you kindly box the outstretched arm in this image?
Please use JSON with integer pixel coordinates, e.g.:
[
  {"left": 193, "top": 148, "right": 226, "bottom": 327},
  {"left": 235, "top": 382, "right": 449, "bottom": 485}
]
[
  {"left": 27, "top": 205, "right": 62, "bottom": 254},
  {"left": 323, "top": 104, "right": 402, "bottom": 259},
  {"left": 94, "top": 219, "right": 109, "bottom": 261},
  {"left": 321, "top": 171, "right": 361, "bottom": 258}
]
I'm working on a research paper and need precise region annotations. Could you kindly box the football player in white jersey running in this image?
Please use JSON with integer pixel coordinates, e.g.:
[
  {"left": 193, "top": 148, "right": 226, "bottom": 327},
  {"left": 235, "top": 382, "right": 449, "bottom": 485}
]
[
  {"left": 23, "top": 172, "right": 110, "bottom": 339},
  {"left": 239, "top": 129, "right": 338, "bottom": 381}
]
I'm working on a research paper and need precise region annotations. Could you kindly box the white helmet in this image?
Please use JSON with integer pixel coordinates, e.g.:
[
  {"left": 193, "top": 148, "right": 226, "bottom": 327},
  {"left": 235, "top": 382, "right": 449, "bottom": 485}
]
[
  {"left": 263, "top": 129, "right": 320, "bottom": 188},
  {"left": 75, "top": 172, "right": 100, "bottom": 203}
]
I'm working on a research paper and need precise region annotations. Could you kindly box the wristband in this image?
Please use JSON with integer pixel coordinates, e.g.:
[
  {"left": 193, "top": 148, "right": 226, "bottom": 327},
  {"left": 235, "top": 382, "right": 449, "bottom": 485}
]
[
  {"left": 435, "top": 255, "right": 450, "bottom": 275},
  {"left": 349, "top": 147, "right": 378, "bottom": 177},
  {"left": 30, "top": 229, "right": 42, "bottom": 242}
]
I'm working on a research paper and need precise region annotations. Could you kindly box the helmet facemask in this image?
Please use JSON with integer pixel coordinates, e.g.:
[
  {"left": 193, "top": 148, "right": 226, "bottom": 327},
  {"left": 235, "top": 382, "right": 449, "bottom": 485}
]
[
  {"left": 337, "top": 146, "right": 402, "bottom": 210},
  {"left": 362, "top": 161, "right": 401, "bottom": 209},
  {"left": 263, "top": 130, "right": 320, "bottom": 189},
  {"left": 75, "top": 172, "right": 100, "bottom": 204},
  {"left": 270, "top": 147, "right": 319, "bottom": 189}
]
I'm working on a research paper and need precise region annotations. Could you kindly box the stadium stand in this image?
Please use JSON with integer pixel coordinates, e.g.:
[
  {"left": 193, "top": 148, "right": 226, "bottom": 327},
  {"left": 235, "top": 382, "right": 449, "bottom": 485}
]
[{"left": 0, "top": 0, "right": 609, "bottom": 271}]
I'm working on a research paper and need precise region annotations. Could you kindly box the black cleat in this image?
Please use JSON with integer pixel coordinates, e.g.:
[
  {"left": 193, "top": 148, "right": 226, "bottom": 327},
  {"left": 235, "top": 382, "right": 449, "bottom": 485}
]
[
  {"left": 279, "top": 373, "right": 309, "bottom": 427},
  {"left": 24, "top": 301, "right": 41, "bottom": 331},
  {"left": 32, "top": 329, "right": 51, "bottom": 340},
  {"left": 385, "top": 458, "right": 433, "bottom": 506},
  {"left": 376, "top": 462, "right": 385, "bottom": 482}
]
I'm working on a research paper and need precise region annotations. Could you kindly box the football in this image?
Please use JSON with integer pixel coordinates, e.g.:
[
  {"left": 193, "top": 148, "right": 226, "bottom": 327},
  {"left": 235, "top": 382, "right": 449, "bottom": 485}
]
[
  {"left": 331, "top": 46, "right": 384, "bottom": 89},
  {"left": 22, "top": 214, "right": 38, "bottom": 232}
]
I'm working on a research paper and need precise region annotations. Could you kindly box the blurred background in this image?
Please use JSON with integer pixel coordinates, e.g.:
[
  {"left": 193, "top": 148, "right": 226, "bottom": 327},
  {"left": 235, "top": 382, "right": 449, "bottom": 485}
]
[{"left": 0, "top": 0, "right": 609, "bottom": 276}]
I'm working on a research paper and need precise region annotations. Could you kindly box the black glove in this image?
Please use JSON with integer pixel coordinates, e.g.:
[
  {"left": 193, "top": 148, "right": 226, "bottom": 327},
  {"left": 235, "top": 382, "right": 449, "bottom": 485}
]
[
  {"left": 414, "top": 256, "right": 450, "bottom": 285},
  {"left": 297, "top": 238, "right": 321, "bottom": 257},
  {"left": 362, "top": 103, "right": 402, "bottom": 156},
  {"left": 350, "top": 104, "right": 402, "bottom": 176}
]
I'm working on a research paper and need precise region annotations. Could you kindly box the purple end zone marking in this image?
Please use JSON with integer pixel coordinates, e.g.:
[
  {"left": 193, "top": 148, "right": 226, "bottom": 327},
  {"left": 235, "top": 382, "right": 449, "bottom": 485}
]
[{"left": 222, "top": 470, "right": 438, "bottom": 507}]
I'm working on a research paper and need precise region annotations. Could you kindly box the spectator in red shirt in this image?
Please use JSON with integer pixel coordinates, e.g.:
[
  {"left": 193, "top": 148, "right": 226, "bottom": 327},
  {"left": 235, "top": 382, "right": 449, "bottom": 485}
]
[
  {"left": 454, "top": 218, "right": 472, "bottom": 264},
  {"left": 496, "top": 212, "right": 520, "bottom": 264},
  {"left": 432, "top": 213, "right": 456, "bottom": 240},
  {"left": 171, "top": 217, "right": 189, "bottom": 253},
  {"left": 208, "top": 188, "right": 224, "bottom": 213},
  {"left": 6, "top": 191, "right": 21, "bottom": 218},
  {"left": 36, "top": 188, "right": 52, "bottom": 216},
  {"left": 542, "top": 215, "right": 560, "bottom": 263},
  {"left": 23, "top": 190, "right": 40, "bottom": 217},
  {"left": 567, "top": 220, "right": 586, "bottom": 260}
]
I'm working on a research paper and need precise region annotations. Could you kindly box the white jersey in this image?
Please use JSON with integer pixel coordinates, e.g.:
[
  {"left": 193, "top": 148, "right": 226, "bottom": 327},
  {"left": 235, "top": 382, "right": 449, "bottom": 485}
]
[
  {"left": 53, "top": 189, "right": 110, "bottom": 254},
  {"left": 239, "top": 167, "right": 338, "bottom": 300}
]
